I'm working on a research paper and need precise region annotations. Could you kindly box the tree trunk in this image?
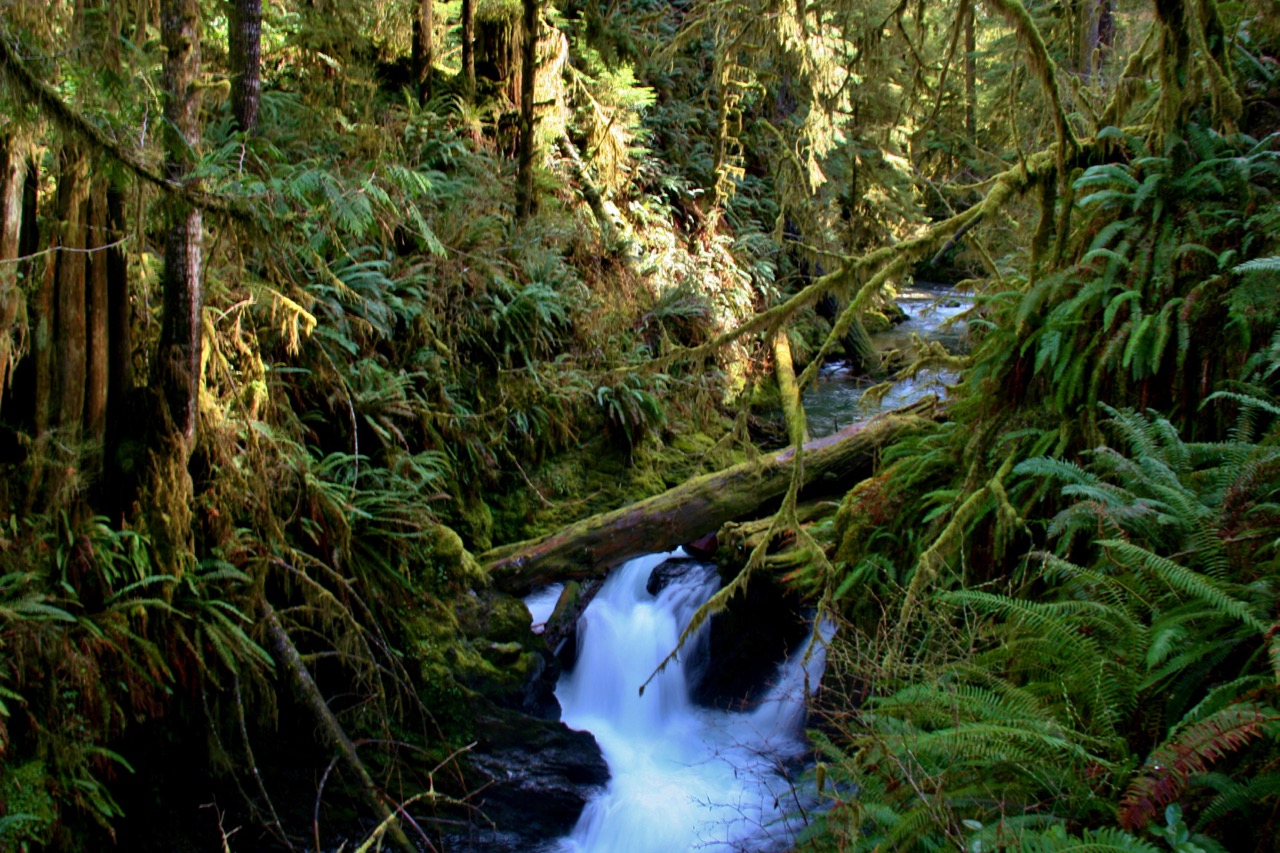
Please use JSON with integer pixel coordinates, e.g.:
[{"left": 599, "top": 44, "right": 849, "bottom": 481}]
[
  {"left": 104, "top": 185, "right": 133, "bottom": 521},
  {"left": 462, "top": 0, "right": 475, "bottom": 97},
  {"left": 412, "top": 0, "right": 434, "bottom": 105},
  {"left": 106, "top": 186, "right": 132, "bottom": 427},
  {"left": 157, "top": 0, "right": 203, "bottom": 454},
  {"left": 965, "top": 3, "right": 976, "bottom": 143},
  {"left": 147, "top": 0, "right": 204, "bottom": 578},
  {"left": 53, "top": 147, "right": 89, "bottom": 444},
  {"left": 481, "top": 399, "right": 940, "bottom": 592},
  {"left": 515, "top": 0, "right": 539, "bottom": 220},
  {"left": 0, "top": 137, "right": 26, "bottom": 413},
  {"left": 31, "top": 171, "right": 54, "bottom": 442},
  {"left": 83, "top": 181, "right": 110, "bottom": 469},
  {"left": 228, "top": 0, "right": 262, "bottom": 133}
]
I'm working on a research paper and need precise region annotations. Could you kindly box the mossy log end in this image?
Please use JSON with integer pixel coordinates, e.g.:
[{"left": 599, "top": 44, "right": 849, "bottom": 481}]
[{"left": 481, "top": 398, "right": 939, "bottom": 593}]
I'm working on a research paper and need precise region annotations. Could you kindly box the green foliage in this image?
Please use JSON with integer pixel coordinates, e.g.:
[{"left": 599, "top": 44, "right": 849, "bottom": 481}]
[{"left": 965, "top": 128, "right": 1280, "bottom": 434}]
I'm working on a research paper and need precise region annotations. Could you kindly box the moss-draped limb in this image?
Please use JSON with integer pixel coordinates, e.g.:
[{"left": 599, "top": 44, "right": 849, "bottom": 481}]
[
  {"left": 983, "top": 0, "right": 1080, "bottom": 170},
  {"left": 636, "top": 149, "right": 1059, "bottom": 384},
  {"left": 0, "top": 28, "right": 258, "bottom": 222},
  {"left": 1098, "top": 25, "right": 1158, "bottom": 131},
  {"left": 899, "top": 450, "right": 1018, "bottom": 626}
]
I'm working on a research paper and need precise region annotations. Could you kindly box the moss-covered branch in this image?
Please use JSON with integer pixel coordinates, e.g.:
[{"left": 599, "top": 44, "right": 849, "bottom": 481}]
[
  {"left": 0, "top": 28, "right": 255, "bottom": 221},
  {"left": 637, "top": 149, "right": 1060, "bottom": 382},
  {"left": 983, "top": 0, "right": 1080, "bottom": 166}
]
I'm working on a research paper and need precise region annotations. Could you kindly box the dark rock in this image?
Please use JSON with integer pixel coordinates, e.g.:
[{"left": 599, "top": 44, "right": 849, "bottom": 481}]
[
  {"left": 644, "top": 556, "right": 702, "bottom": 596},
  {"left": 447, "top": 705, "right": 609, "bottom": 852},
  {"left": 689, "top": 573, "right": 810, "bottom": 711}
]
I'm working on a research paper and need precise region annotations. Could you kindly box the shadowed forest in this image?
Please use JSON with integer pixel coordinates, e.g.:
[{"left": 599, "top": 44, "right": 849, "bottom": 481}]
[{"left": 1, "top": 0, "right": 1279, "bottom": 849}]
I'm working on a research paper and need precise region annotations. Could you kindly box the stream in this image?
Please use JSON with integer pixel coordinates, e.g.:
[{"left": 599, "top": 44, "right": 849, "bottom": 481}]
[
  {"left": 524, "top": 284, "right": 970, "bottom": 852},
  {"left": 803, "top": 284, "right": 971, "bottom": 437}
]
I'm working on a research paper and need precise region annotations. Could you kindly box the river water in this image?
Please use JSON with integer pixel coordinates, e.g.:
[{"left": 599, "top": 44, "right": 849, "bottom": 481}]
[
  {"left": 803, "top": 285, "right": 971, "bottom": 437},
  {"left": 525, "top": 284, "right": 970, "bottom": 852}
]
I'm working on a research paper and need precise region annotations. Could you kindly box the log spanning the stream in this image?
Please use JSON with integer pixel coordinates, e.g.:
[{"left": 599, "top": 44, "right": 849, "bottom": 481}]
[{"left": 481, "top": 398, "right": 940, "bottom": 593}]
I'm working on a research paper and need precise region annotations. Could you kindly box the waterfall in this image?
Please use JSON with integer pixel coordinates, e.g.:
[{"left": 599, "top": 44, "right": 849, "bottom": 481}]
[{"left": 549, "top": 551, "right": 823, "bottom": 853}]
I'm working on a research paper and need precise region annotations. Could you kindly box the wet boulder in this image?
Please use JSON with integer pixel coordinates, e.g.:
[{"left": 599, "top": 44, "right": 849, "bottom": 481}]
[{"left": 447, "top": 705, "right": 609, "bottom": 852}]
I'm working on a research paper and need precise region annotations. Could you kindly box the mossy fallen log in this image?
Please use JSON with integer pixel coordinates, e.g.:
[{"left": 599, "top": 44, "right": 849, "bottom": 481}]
[{"left": 481, "top": 398, "right": 940, "bottom": 593}]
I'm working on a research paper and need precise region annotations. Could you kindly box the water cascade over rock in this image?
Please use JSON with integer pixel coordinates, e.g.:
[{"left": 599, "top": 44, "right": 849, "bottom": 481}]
[{"left": 551, "top": 551, "right": 824, "bottom": 852}]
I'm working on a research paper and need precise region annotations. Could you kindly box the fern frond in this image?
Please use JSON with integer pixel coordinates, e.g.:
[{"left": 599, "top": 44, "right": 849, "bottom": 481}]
[
  {"left": 1232, "top": 256, "right": 1280, "bottom": 274},
  {"left": 1098, "top": 540, "right": 1268, "bottom": 633},
  {"left": 1118, "top": 702, "right": 1277, "bottom": 831}
]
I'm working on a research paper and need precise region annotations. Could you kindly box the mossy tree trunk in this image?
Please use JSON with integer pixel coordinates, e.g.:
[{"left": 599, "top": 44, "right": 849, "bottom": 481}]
[
  {"left": 148, "top": 0, "right": 204, "bottom": 577},
  {"left": 462, "top": 0, "right": 476, "bottom": 97},
  {"left": 965, "top": 3, "right": 976, "bottom": 143},
  {"left": 53, "top": 147, "right": 90, "bottom": 450},
  {"left": 0, "top": 136, "right": 25, "bottom": 413},
  {"left": 83, "top": 182, "right": 110, "bottom": 471},
  {"left": 157, "top": 0, "right": 203, "bottom": 456},
  {"left": 412, "top": 0, "right": 434, "bottom": 105}
]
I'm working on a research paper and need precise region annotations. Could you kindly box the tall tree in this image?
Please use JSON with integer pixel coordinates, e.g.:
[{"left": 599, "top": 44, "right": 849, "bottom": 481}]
[
  {"left": 149, "top": 0, "right": 204, "bottom": 575},
  {"left": 52, "top": 147, "right": 89, "bottom": 447},
  {"left": 157, "top": 0, "right": 203, "bottom": 455},
  {"left": 228, "top": 0, "right": 262, "bottom": 132},
  {"left": 515, "top": 0, "right": 539, "bottom": 219},
  {"left": 412, "top": 0, "right": 434, "bottom": 105},
  {"left": 462, "top": 0, "right": 475, "bottom": 97},
  {"left": 0, "top": 137, "right": 25, "bottom": 413}
]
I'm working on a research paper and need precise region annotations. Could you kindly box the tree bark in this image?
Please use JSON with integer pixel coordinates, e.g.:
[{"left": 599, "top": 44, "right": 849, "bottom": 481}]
[
  {"left": 0, "top": 137, "right": 26, "bottom": 413},
  {"left": 144, "top": 0, "right": 204, "bottom": 578},
  {"left": 462, "top": 0, "right": 475, "bottom": 97},
  {"left": 157, "top": 0, "right": 203, "bottom": 455},
  {"left": 228, "top": 0, "right": 262, "bottom": 133},
  {"left": 412, "top": 0, "right": 434, "bottom": 105},
  {"left": 481, "top": 399, "right": 940, "bottom": 593},
  {"left": 106, "top": 186, "right": 132, "bottom": 417},
  {"left": 515, "top": 0, "right": 539, "bottom": 220},
  {"left": 83, "top": 181, "right": 110, "bottom": 468},
  {"left": 965, "top": 3, "right": 976, "bottom": 143},
  {"left": 53, "top": 147, "right": 89, "bottom": 444}
]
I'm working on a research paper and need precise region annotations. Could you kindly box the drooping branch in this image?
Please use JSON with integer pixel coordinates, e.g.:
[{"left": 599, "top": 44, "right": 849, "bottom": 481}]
[
  {"left": 0, "top": 28, "right": 256, "bottom": 221},
  {"left": 982, "top": 0, "right": 1080, "bottom": 169},
  {"left": 637, "top": 148, "right": 1061, "bottom": 382}
]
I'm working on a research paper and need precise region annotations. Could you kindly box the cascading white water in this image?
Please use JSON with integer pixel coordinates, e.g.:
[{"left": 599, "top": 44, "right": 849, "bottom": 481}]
[{"left": 550, "top": 551, "right": 823, "bottom": 853}]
